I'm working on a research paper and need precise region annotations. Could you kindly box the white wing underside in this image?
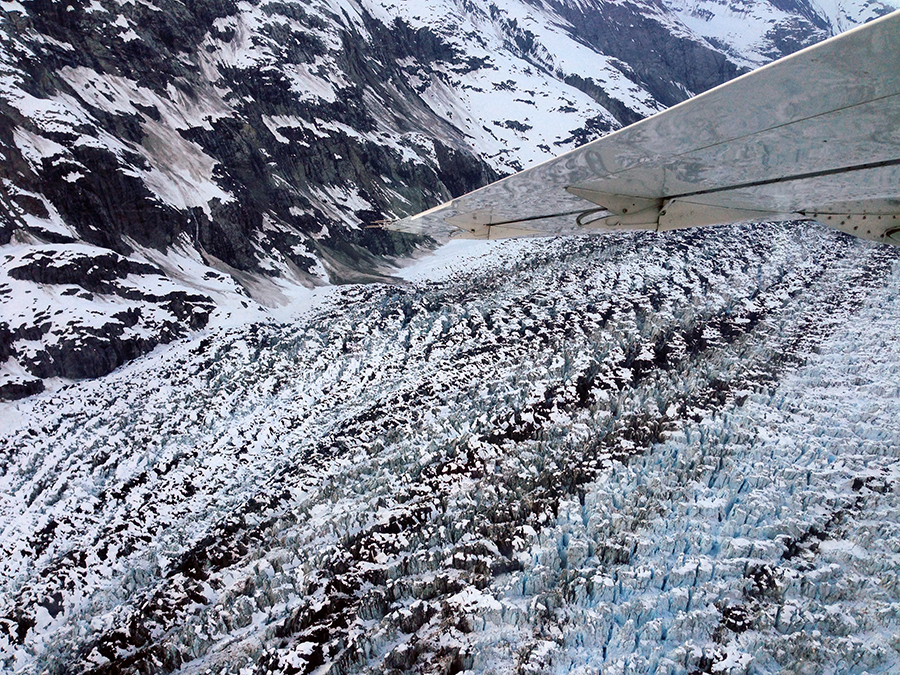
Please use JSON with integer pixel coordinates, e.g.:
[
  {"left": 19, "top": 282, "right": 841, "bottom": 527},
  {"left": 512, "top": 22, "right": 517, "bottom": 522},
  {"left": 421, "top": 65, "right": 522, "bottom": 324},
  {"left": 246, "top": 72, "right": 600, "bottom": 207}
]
[{"left": 388, "top": 11, "right": 900, "bottom": 246}]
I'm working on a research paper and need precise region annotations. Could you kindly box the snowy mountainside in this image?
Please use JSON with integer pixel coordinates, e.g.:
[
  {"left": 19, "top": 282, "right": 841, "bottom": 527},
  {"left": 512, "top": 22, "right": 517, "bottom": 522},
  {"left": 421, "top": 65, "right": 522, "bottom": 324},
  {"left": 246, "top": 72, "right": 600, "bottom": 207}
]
[
  {"left": 2, "top": 0, "right": 898, "bottom": 399},
  {"left": 659, "top": 0, "right": 896, "bottom": 65},
  {"left": 2, "top": 222, "right": 900, "bottom": 673}
]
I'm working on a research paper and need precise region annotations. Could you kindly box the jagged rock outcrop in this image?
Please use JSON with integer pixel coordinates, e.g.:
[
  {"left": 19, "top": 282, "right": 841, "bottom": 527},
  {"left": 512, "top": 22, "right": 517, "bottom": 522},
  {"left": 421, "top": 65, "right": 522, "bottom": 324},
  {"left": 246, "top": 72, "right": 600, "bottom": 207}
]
[{"left": 0, "top": 245, "right": 215, "bottom": 397}]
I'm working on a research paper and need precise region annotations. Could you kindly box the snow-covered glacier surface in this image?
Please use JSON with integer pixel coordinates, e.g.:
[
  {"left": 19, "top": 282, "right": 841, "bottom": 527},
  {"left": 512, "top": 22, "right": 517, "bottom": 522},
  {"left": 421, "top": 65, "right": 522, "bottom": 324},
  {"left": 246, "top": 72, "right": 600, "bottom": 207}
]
[{"left": 2, "top": 223, "right": 900, "bottom": 674}]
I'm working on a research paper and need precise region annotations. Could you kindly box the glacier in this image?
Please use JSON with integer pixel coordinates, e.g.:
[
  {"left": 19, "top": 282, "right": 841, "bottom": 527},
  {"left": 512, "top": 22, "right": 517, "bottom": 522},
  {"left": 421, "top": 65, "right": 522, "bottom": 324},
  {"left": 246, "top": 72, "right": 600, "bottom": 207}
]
[{"left": 2, "top": 221, "right": 899, "bottom": 673}]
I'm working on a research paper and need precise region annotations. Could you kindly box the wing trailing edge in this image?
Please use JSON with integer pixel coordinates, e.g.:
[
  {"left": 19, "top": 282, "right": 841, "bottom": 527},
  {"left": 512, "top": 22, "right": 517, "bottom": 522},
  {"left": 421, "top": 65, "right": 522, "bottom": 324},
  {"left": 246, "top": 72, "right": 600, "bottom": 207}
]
[{"left": 387, "top": 10, "right": 900, "bottom": 245}]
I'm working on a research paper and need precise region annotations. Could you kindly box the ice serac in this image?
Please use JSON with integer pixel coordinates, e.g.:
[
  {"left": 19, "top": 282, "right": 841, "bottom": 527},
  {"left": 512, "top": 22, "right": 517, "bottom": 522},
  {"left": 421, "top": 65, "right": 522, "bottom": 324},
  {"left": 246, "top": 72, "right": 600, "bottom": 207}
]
[
  {"left": 2, "top": 223, "right": 900, "bottom": 674},
  {"left": 2, "top": 0, "right": 896, "bottom": 397}
]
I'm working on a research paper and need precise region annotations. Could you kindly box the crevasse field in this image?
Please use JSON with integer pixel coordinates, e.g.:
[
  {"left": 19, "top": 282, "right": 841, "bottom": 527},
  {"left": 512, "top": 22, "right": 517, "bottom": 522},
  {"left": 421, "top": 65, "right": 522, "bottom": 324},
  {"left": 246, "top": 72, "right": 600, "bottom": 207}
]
[{"left": 2, "top": 223, "right": 900, "bottom": 674}]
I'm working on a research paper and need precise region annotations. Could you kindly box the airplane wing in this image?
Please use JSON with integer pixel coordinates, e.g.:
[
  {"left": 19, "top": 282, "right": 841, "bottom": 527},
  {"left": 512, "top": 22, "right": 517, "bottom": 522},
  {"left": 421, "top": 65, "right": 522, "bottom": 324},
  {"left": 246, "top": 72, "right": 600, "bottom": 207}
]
[{"left": 387, "top": 10, "right": 900, "bottom": 245}]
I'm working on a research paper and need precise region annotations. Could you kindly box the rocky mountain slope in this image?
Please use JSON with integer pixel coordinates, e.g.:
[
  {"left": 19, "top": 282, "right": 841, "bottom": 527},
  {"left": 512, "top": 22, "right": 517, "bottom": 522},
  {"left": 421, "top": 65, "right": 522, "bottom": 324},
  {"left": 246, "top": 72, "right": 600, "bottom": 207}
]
[
  {"left": 2, "top": 0, "right": 897, "bottom": 399},
  {"left": 2, "top": 222, "right": 900, "bottom": 674}
]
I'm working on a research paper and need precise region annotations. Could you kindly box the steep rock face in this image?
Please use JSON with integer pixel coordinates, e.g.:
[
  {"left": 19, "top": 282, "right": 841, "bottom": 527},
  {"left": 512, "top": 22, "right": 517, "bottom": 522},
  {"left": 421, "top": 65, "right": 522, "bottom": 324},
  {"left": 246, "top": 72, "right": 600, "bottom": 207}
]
[
  {"left": 0, "top": 0, "right": 896, "bottom": 398},
  {"left": 0, "top": 244, "right": 215, "bottom": 398}
]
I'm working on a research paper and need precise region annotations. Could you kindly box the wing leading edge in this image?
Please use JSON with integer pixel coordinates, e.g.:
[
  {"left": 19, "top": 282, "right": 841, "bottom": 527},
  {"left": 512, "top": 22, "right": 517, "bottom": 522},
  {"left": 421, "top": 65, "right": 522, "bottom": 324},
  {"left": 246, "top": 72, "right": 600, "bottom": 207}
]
[{"left": 387, "top": 10, "right": 900, "bottom": 245}]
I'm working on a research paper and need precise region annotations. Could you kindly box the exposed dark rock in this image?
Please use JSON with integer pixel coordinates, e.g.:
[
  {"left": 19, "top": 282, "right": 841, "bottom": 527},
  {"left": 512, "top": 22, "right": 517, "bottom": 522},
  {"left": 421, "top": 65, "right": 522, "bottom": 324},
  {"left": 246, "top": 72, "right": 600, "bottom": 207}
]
[
  {"left": 540, "top": 1, "right": 748, "bottom": 105},
  {"left": 22, "top": 332, "right": 160, "bottom": 380},
  {"left": 0, "top": 377, "right": 44, "bottom": 401},
  {"left": 1, "top": 246, "right": 214, "bottom": 394},
  {"left": 7, "top": 249, "right": 161, "bottom": 289}
]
